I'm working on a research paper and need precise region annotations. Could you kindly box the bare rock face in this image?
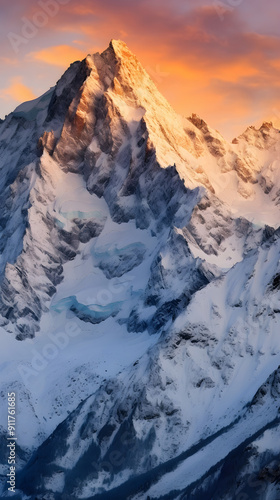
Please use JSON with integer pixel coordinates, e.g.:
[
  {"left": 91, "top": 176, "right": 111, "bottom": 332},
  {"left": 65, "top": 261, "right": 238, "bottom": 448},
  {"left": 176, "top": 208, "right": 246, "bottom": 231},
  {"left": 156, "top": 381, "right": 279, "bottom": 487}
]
[
  {"left": 37, "top": 130, "right": 56, "bottom": 156},
  {"left": 188, "top": 113, "right": 227, "bottom": 158}
]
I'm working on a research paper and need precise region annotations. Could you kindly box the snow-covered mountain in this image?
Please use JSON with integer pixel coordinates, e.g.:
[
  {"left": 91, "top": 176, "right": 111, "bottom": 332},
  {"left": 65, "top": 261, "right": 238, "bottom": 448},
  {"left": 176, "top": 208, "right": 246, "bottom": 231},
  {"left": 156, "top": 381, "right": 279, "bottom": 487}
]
[{"left": 0, "top": 40, "right": 280, "bottom": 499}]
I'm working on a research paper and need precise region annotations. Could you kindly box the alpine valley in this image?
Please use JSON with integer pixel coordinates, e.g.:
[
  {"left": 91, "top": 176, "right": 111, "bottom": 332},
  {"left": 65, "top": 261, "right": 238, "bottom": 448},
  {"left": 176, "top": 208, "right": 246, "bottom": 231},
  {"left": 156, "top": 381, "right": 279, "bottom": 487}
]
[{"left": 0, "top": 40, "right": 280, "bottom": 499}]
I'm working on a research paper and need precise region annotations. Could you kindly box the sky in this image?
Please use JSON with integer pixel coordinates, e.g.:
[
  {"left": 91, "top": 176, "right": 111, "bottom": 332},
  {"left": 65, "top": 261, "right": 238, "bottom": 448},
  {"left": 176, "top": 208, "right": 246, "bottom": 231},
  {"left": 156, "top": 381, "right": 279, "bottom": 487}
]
[{"left": 0, "top": 0, "right": 280, "bottom": 139}]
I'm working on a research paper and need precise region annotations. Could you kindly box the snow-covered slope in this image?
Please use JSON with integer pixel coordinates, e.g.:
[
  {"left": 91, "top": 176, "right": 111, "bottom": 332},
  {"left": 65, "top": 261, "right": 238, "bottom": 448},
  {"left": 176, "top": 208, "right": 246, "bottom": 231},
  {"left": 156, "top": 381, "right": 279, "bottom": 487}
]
[{"left": 0, "top": 40, "right": 279, "bottom": 499}]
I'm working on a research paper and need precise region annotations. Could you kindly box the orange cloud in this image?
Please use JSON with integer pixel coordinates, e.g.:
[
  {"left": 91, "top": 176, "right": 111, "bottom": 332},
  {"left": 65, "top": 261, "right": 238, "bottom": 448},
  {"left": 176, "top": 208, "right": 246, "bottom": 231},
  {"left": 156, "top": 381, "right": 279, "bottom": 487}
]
[
  {"left": 71, "top": 5, "right": 96, "bottom": 15},
  {"left": 1, "top": 0, "right": 280, "bottom": 138},
  {"left": 1, "top": 77, "right": 36, "bottom": 103},
  {"left": 0, "top": 57, "right": 18, "bottom": 66},
  {"left": 26, "top": 45, "right": 85, "bottom": 67}
]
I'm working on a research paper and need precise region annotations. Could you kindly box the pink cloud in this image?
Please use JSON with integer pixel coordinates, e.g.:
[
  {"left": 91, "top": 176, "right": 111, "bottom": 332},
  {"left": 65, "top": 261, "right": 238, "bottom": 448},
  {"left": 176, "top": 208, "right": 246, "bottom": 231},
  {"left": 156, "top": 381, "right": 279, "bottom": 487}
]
[{"left": 0, "top": 0, "right": 279, "bottom": 138}]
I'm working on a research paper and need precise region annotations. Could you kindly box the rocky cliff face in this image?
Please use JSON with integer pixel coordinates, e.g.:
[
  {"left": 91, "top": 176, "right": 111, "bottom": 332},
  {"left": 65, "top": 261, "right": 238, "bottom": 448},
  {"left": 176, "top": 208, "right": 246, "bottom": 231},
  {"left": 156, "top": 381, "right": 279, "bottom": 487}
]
[{"left": 0, "top": 40, "right": 280, "bottom": 499}]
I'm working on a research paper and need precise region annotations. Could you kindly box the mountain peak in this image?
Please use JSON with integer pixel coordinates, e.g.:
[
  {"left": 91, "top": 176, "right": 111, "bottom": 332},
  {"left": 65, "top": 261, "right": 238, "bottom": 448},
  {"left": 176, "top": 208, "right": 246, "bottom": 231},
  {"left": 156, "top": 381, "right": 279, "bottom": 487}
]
[
  {"left": 100, "top": 39, "right": 139, "bottom": 68},
  {"left": 109, "top": 39, "right": 130, "bottom": 55},
  {"left": 1, "top": 37, "right": 280, "bottom": 500},
  {"left": 188, "top": 113, "right": 208, "bottom": 130}
]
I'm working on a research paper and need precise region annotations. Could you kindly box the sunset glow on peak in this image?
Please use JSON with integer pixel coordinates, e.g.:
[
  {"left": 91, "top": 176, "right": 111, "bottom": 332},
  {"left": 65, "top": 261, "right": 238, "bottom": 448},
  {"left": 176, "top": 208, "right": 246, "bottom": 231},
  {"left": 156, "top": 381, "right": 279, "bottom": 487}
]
[{"left": 0, "top": 0, "right": 280, "bottom": 139}]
